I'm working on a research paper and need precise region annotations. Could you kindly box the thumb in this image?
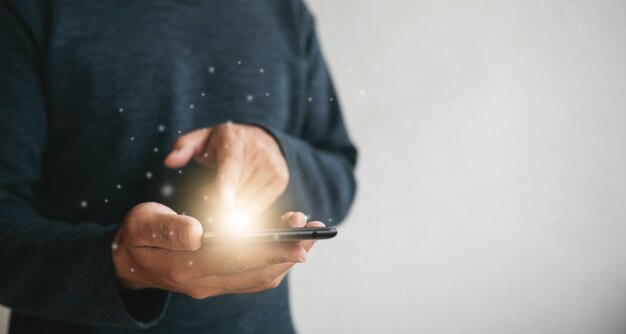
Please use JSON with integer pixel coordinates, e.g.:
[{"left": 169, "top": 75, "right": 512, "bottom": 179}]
[
  {"left": 164, "top": 128, "right": 212, "bottom": 169},
  {"left": 139, "top": 212, "right": 203, "bottom": 251}
]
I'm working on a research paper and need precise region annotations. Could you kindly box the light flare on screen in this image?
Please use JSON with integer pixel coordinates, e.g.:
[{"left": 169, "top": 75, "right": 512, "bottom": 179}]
[{"left": 224, "top": 208, "right": 252, "bottom": 234}]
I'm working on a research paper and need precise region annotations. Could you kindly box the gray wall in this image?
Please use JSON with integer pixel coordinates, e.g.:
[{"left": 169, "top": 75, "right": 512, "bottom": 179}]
[
  {"left": 290, "top": 0, "right": 626, "bottom": 333},
  {"left": 0, "top": 308, "right": 6, "bottom": 334},
  {"left": 2, "top": 0, "right": 626, "bottom": 333}
]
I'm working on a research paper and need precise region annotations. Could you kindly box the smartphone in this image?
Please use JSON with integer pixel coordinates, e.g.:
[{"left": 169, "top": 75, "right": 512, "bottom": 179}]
[{"left": 202, "top": 227, "right": 337, "bottom": 244}]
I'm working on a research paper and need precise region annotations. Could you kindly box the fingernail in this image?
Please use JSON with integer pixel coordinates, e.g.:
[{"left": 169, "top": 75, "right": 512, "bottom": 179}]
[
  {"left": 291, "top": 255, "right": 306, "bottom": 263},
  {"left": 298, "top": 255, "right": 307, "bottom": 263},
  {"left": 281, "top": 211, "right": 294, "bottom": 222}
]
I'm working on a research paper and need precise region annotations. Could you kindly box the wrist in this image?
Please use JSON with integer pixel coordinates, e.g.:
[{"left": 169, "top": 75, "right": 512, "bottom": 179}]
[{"left": 111, "top": 230, "right": 148, "bottom": 290}]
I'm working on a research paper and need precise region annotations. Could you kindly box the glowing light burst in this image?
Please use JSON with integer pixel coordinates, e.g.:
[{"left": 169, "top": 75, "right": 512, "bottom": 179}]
[{"left": 223, "top": 209, "right": 252, "bottom": 234}]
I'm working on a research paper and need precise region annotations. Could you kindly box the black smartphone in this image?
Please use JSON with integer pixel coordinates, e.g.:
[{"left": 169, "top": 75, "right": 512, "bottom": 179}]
[{"left": 202, "top": 227, "right": 337, "bottom": 244}]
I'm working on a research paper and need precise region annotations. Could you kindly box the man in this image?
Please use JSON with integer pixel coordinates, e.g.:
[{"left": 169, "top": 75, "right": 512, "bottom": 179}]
[{"left": 0, "top": 0, "right": 357, "bottom": 333}]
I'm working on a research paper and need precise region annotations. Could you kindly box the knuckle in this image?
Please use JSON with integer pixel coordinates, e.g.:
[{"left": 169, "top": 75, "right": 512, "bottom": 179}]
[
  {"left": 267, "top": 157, "right": 279, "bottom": 170},
  {"left": 125, "top": 217, "right": 142, "bottom": 238},
  {"left": 159, "top": 219, "right": 176, "bottom": 248},
  {"left": 166, "top": 270, "right": 187, "bottom": 285},
  {"left": 230, "top": 124, "right": 244, "bottom": 135},
  {"left": 263, "top": 276, "right": 275, "bottom": 289},
  {"left": 186, "top": 288, "right": 211, "bottom": 300},
  {"left": 218, "top": 123, "right": 236, "bottom": 136},
  {"left": 269, "top": 156, "right": 287, "bottom": 174},
  {"left": 269, "top": 277, "right": 282, "bottom": 289},
  {"left": 277, "top": 169, "right": 289, "bottom": 184},
  {"left": 209, "top": 138, "right": 225, "bottom": 152},
  {"left": 124, "top": 205, "right": 142, "bottom": 225},
  {"left": 258, "top": 273, "right": 278, "bottom": 290},
  {"left": 187, "top": 290, "right": 203, "bottom": 300},
  {"left": 213, "top": 126, "right": 225, "bottom": 138}
]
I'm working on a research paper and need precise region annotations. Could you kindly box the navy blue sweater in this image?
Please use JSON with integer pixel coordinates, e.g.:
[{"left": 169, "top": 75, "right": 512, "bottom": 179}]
[{"left": 0, "top": 0, "right": 357, "bottom": 333}]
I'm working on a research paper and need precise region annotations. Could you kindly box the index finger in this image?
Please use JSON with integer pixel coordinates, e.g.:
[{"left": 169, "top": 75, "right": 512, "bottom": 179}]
[
  {"left": 210, "top": 130, "right": 244, "bottom": 210},
  {"left": 164, "top": 128, "right": 212, "bottom": 169}
]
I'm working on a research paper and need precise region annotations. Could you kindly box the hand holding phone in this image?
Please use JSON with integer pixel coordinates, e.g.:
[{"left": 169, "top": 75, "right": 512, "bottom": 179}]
[{"left": 113, "top": 205, "right": 326, "bottom": 299}]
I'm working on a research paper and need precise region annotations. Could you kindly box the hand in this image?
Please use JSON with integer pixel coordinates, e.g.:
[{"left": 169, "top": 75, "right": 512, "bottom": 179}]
[
  {"left": 164, "top": 123, "right": 289, "bottom": 216},
  {"left": 112, "top": 202, "right": 323, "bottom": 298}
]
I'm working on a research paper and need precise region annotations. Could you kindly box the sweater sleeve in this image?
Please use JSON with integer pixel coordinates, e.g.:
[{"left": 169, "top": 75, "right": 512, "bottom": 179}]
[
  {"left": 0, "top": 3, "right": 168, "bottom": 327},
  {"left": 252, "top": 1, "right": 358, "bottom": 225}
]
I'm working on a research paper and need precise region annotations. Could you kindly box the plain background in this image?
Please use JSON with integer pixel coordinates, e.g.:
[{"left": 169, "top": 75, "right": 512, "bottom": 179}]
[{"left": 2, "top": 0, "right": 626, "bottom": 333}]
